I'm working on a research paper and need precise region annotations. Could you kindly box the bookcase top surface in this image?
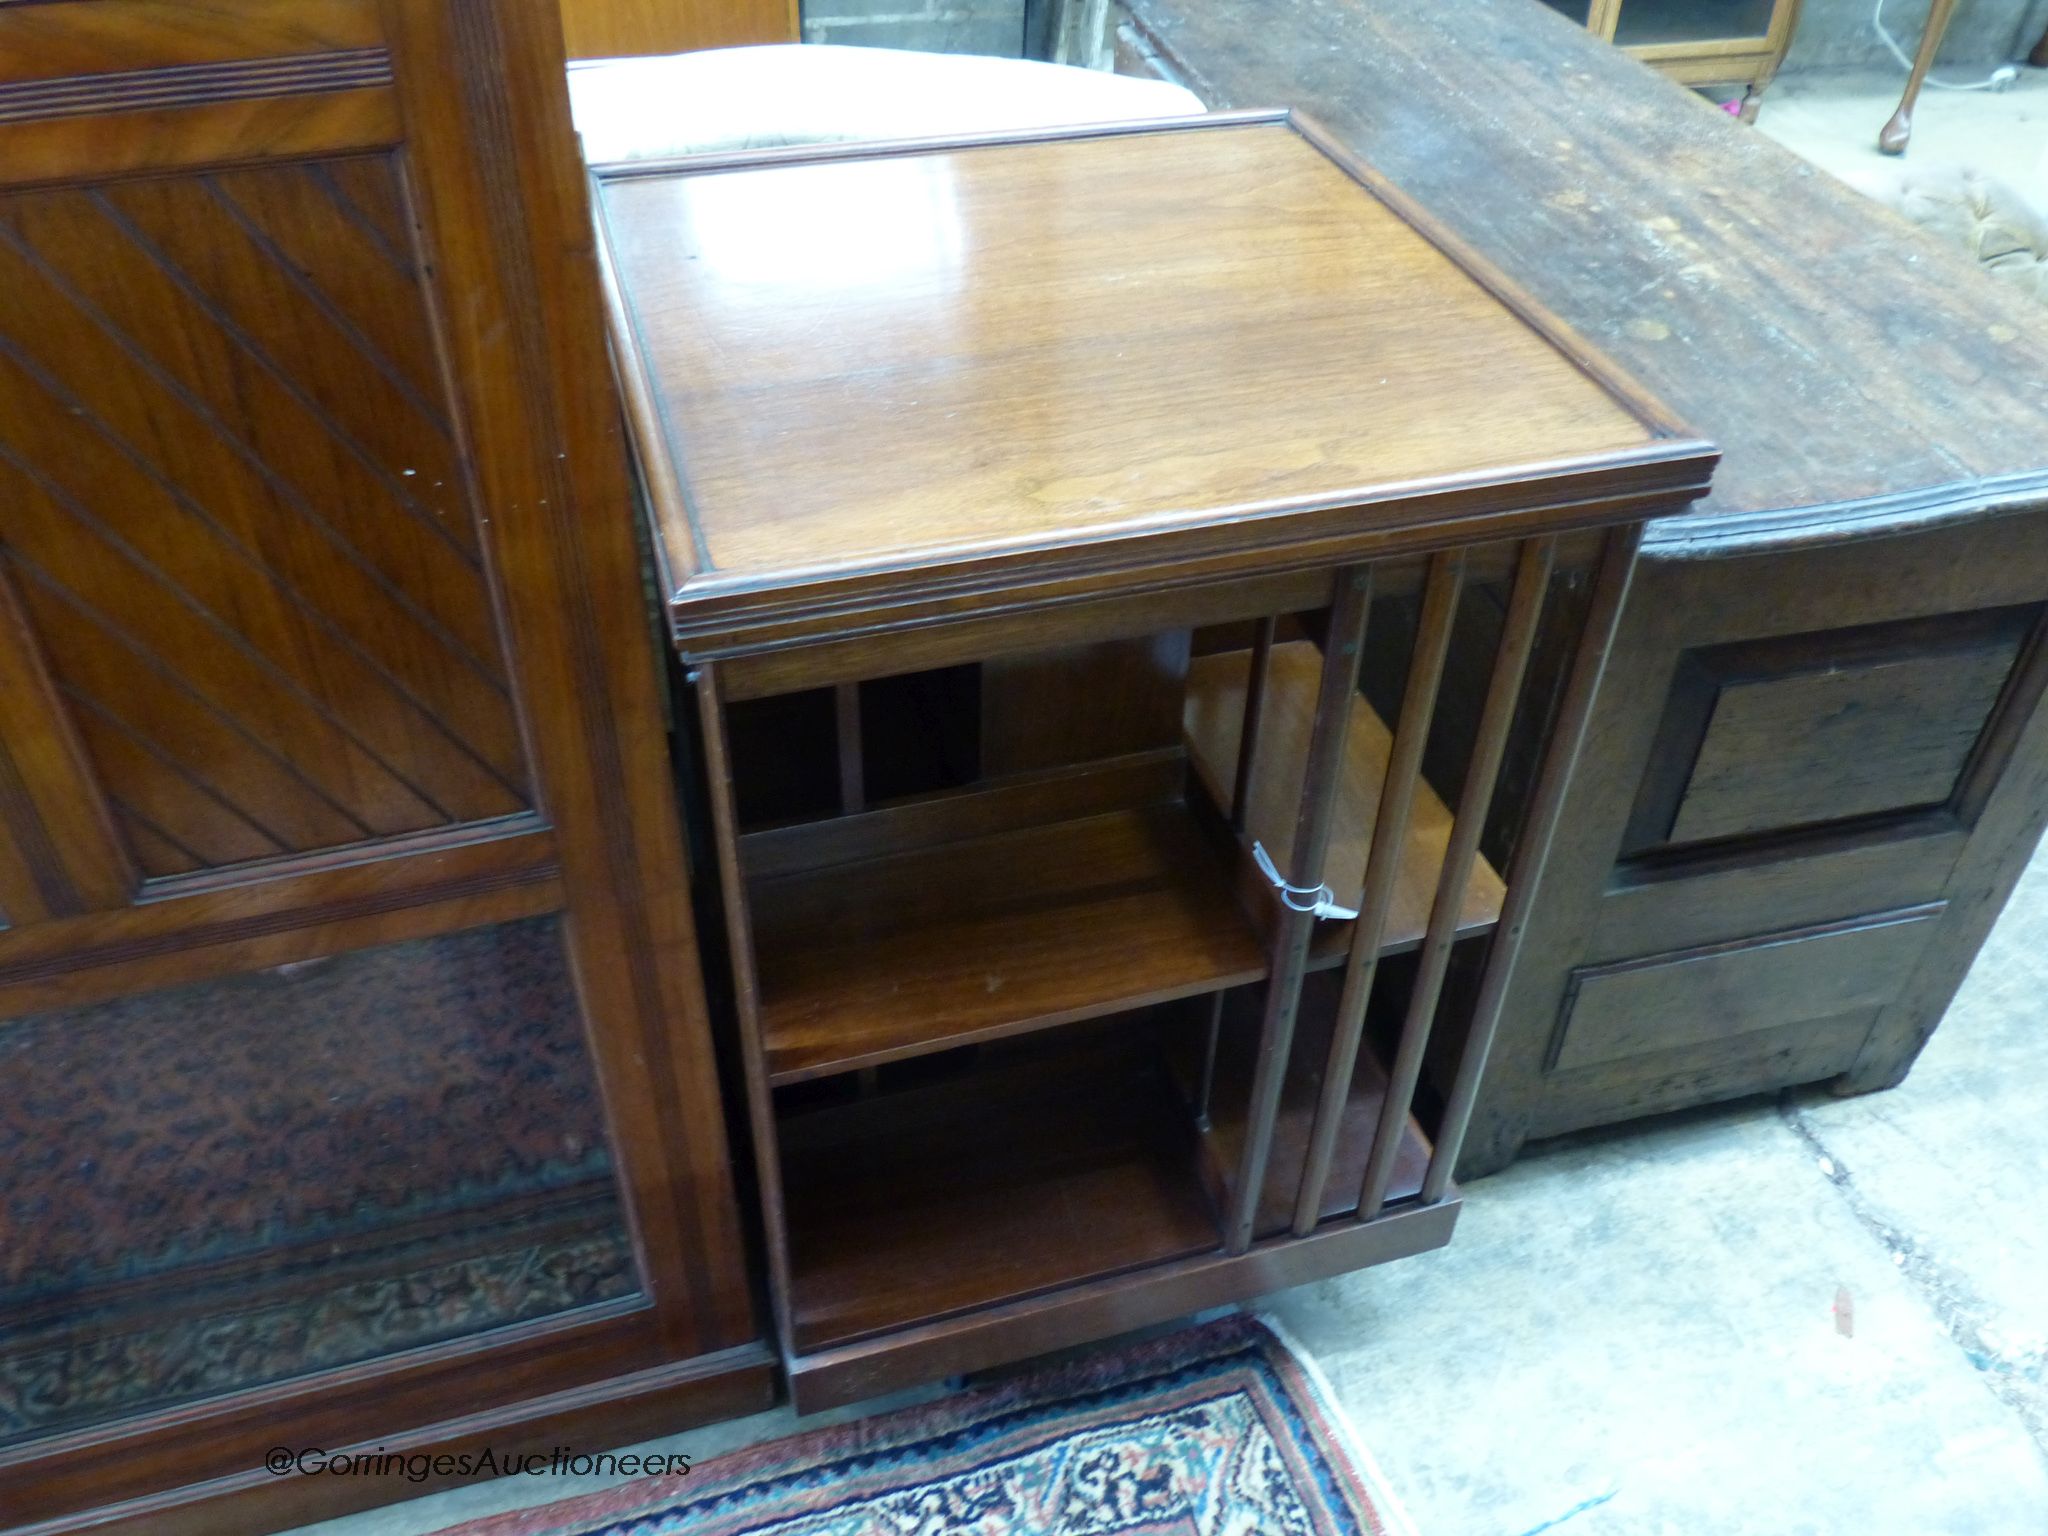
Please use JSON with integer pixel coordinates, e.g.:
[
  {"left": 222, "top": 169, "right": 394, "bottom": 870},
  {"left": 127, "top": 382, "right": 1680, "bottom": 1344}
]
[{"left": 594, "top": 115, "right": 1712, "bottom": 645}]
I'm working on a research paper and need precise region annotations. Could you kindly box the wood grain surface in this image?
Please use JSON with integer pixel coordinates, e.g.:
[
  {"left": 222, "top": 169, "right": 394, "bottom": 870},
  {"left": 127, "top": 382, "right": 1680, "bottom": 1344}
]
[
  {"left": 1120, "top": 0, "right": 2048, "bottom": 550},
  {"left": 0, "top": 1, "right": 760, "bottom": 1527},
  {"left": 0, "top": 156, "right": 529, "bottom": 876},
  {"left": 1551, "top": 903, "right": 1944, "bottom": 1071},
  {"left": 750, "top": 801, "right": 1266, "bottom": 1082},
  {"left": 558, "top": 0, "right": 795, "bottom": 60},
  {"left": 779, "top": 1032, "right": 1220, "bottom": 1351},
  {"left": 597, "top": 115, "right": 1709, "bottom": 653}
]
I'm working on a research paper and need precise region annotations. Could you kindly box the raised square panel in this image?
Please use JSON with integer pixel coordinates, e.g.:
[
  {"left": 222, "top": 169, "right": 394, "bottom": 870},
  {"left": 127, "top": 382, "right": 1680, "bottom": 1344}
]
[
  {"left": 1625, "top": 604, "right": 2040, "bottom": 857},
  {"left": 1550, "top": 904, "right": 1943, "bottom": 1073}
]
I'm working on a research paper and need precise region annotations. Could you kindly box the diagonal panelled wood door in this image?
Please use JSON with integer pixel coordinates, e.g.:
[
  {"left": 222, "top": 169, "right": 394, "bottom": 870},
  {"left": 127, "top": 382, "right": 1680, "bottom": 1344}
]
[
  {"left": 0, "top": 0, "right": 757, "bottom": 1521},
  {"left": 0, "top": 154, "right": 529, "bottom": 881}
]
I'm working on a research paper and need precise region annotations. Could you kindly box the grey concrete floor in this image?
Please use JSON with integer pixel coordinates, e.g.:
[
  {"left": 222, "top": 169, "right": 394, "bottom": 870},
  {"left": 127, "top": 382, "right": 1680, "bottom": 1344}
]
[
  {"left": 285, "top": 73, "right": 2048, "bottom": 1536},
  {"left": 1756, "top": 64, "right": 2048, "bottom": 193},
  {"left": 1270, "top": 831, "right": 2048, "bottom": 1536}
]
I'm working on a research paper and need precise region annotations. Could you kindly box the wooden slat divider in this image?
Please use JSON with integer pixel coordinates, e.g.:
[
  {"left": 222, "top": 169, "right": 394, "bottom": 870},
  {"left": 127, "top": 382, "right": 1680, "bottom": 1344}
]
[
  {"left": 1195, "top": 612, "right": 1280, "bottom": 1130},
  {"left": 1423, "top": 526, "right": 1644, "bottom": 1200},
  {"left": 1192, "top": 988, "right": 1227, "bottom": 1129},
  {"left": 833, "top": 681, "right": 864, "bottom": 814},
  {"left": 1360, "top": 536, "right": 1555, "bottom": 1218},
  {"left": 1229, "top": 616, "right": 1278, "bottom": 832},
  {"left": 1290, "top": 548, "right": 1464, "bottom": 1234},
  {"left": 1225, "top": 566, "right": 1373, "bottom": 1252}
]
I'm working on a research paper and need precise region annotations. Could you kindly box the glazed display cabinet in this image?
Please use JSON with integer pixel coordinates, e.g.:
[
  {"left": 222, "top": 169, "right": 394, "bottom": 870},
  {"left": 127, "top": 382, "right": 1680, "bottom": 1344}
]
[
  {"left": 0, "top": 2, "right": 767, "bottom": 1532},
  {"left": 593, "top": 111, "right": 1717, "bottom": 1407},
  {"left": 1544, "top": 0, "right": 1806, "bottom": 116}
]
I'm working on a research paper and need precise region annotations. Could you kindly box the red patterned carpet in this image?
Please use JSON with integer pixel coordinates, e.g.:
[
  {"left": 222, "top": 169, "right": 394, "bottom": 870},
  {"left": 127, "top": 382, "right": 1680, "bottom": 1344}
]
[{"left": 431, "top": 1315, "right": 1410, "bottom": 1536}]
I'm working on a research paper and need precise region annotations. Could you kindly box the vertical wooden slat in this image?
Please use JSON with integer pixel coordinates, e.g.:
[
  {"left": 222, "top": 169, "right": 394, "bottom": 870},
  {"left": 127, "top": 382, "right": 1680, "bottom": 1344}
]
[
  {"left": 1360, "top": 536, "right": 1555, "bottom": 1220},
  {"left": 1225, "top": 566, "right": 1371, "bottom": 1253},
  {"left": 1230, "top": 615, "right": 1278, "bottom": 831},
  {"left": 1290, "top": 548, "right": 1465, "bottom": 1234},
  {"left": 834, "top": 680, "right": 864, "bottom": 813},
  {"left": 694, "top": 661, "right": 798, "bottom": 1357},
  {"left": 1192, "top": 986, "right": 1226, "bottom": 1129},
  {"left": 0, "top": 560, "right": 135, "bottom": 922},
  {"left": 1423, "top": 525, "right": 1644, "bottom": 1202},
  {"left": 1199, "top": 618, "right": 1275, "bottom": 1126},
  {"left": 1586, "top": 0, "right": 1627, "bottom": 41}
]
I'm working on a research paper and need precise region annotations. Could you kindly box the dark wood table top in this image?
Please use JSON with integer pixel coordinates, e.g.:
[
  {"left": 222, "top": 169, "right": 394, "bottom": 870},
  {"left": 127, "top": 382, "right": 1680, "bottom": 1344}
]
[
  {"left": 592, "top": 116, "right": 1708, "bottom": 653},
  {"left": 1121, "top": 0, "right": 2048, "bottom": 554}
]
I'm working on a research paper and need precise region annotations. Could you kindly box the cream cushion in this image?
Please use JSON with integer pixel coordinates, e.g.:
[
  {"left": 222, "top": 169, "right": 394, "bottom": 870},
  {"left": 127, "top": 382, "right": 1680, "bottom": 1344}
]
[
  {"left": 1844, "top": 158, "right": 2048, "bottom": 308},
  {"left": 567, "top": 43, "right": 1204, "bottom": 164}
]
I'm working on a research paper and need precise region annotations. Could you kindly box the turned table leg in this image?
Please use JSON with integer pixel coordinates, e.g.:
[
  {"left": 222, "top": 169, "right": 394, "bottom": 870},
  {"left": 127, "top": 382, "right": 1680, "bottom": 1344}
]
[
  {"left": 1738, "top": 0, "right": 1804, "bottom": 123},
  {"left": 1880, "top": 0, "right": 1960, "bottom": 155}
]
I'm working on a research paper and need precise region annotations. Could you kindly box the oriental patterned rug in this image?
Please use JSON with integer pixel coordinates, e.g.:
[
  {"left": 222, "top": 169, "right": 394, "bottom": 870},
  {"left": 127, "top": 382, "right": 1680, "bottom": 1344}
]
[{"left": 434, "top": 1315, "right": 1412, "bottom": 1536}]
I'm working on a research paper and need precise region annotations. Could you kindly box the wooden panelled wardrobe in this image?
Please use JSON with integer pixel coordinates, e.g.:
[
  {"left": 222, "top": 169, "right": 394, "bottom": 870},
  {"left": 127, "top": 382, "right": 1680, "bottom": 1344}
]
[{"left": 0, "top": 2, "right": 769, "bottom": 1531}]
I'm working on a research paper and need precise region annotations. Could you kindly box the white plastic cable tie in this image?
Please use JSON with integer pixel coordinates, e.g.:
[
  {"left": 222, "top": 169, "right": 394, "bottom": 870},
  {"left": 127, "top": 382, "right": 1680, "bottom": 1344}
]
[{"left": 1251, "top": 839, "right": 1359, "bottom": 921}]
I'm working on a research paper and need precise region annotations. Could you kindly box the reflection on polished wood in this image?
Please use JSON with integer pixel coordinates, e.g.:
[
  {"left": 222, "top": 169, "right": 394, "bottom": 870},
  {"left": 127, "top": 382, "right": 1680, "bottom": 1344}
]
[{"left": 595, "top": 117, "right": 1710, "bottom": 654}]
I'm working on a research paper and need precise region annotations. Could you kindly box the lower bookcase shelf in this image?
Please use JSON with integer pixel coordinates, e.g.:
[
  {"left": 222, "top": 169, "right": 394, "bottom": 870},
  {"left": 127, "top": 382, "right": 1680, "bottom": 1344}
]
[
  {"left": 1184, "top": 974, "right": 1435, "bottom": 1238},
  {"left": 775, "top": 970, "right": 1448, "bottom": 1360},
  {"left": 777, "top": 1024, "right": 1221, "bottom": 1354}
]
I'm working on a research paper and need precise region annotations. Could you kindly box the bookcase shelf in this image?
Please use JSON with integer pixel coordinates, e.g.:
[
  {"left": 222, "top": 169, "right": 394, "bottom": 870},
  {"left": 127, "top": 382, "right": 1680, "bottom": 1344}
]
[
  {"left": 751, "top": 801, "right": 1266, "bottom": 1085},
  {"left": 1184, "top": 639, "right": 1507, "bottom": 962},
  {"left": 779, "top": 1028, "right": 1220, "bottom": 1353}
]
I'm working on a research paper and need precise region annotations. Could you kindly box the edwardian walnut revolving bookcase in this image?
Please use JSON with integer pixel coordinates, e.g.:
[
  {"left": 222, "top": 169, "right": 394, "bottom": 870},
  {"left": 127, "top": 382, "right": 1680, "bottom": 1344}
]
[{"left": 593, "top": 112, "right": 1717, "bottom": 1409}]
